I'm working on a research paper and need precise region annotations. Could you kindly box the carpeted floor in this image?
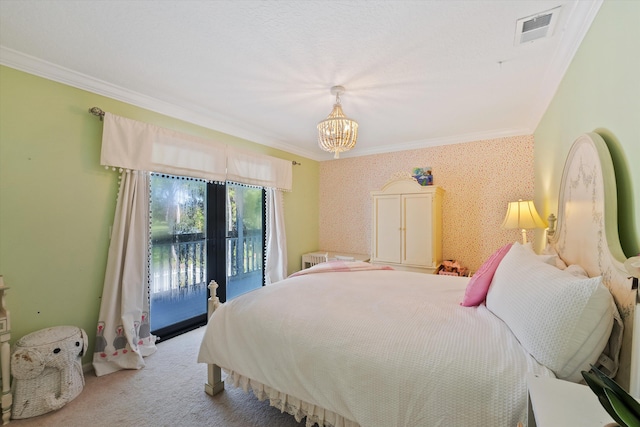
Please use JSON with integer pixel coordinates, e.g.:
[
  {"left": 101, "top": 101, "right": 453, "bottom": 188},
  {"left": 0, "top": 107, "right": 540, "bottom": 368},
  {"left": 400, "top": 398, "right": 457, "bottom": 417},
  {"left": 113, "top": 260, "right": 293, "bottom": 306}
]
[{"left": 9, "top": 327, "right": 307, "bottom": 427}]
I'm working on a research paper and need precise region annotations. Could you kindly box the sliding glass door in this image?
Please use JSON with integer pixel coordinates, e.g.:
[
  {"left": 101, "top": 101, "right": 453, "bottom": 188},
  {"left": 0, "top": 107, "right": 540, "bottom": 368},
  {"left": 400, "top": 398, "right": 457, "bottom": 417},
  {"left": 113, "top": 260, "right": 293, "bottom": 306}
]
[
  {"left": 149, "top": 176, "right": 265, "bottom": 340},
  {"left": 149, "top": 175, "right": 208, "bottom": 338},
  {"left": 226, "top": 183, "right": 264, "bottom": 300}
]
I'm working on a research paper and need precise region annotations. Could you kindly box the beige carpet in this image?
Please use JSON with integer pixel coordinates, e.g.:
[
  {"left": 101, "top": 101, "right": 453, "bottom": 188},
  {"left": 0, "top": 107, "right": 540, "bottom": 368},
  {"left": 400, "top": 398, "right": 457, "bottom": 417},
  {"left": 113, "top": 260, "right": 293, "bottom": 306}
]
[{"left": 9, "top": 327, "right": 307, "bottom": 427}]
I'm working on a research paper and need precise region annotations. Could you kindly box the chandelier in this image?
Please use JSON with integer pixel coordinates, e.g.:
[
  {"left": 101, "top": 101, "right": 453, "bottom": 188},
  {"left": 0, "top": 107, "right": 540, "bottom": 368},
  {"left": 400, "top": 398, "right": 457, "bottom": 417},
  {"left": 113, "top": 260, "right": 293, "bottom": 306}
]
[{"left": 317, "top": 86, "right": 358, "bottom": 159}]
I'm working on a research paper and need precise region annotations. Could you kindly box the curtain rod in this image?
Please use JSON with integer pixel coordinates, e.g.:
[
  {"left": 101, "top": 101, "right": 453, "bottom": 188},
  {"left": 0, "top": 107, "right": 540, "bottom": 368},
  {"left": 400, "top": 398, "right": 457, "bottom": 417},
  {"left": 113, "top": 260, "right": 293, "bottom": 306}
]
[
  {"left": 88, "top": 106, "right": 301, "bottom": 166},
  {"left": 89, "top": 106, "right": 105, "bottom": 120}
]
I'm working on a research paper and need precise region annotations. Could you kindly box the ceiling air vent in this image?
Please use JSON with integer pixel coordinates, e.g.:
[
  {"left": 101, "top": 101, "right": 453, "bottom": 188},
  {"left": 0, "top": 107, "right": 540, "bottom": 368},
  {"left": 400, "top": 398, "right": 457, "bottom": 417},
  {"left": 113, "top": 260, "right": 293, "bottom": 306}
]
[{"left": 515, "top": 6, "right": 561, "bottom": 45}]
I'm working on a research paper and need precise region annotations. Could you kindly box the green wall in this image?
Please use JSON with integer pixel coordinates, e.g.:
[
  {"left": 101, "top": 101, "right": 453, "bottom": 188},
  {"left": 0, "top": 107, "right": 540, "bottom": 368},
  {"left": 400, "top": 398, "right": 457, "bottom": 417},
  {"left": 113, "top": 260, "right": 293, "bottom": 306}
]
[
  {"left": 534, "top": 0, "right": 639, "bottom": 256},
  {"left": 0, "top": 66, "right": 320, "bottom": 362}
]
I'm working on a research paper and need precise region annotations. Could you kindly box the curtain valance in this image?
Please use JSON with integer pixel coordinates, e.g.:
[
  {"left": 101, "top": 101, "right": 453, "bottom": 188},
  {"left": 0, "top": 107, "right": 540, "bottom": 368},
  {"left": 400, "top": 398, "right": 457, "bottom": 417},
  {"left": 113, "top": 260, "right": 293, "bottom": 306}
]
[{"left": 101, "top": 113, "right": 292, "bottom": 191}]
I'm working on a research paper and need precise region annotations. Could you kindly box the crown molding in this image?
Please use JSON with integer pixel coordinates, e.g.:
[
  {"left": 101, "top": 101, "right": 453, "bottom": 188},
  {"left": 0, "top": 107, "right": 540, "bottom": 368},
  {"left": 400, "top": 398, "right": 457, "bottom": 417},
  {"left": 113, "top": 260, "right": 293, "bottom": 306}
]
[
  {"left": 1, "top": 47, "right": 528, "bottom": 163},
  {"left": 334, "top": 127, "right": 533, "bottom": 160},
  {"left": 2, "top": 3, "right": 590, "bottom": 166},
  {"left": 0, "top": 46, "right": 320, "bottom": 161}
]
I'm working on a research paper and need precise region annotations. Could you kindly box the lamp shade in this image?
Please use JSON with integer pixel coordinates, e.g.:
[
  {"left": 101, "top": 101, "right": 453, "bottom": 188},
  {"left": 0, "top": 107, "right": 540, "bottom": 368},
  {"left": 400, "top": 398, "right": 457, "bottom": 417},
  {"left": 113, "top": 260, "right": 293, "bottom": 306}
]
[
  {"left": 502, "top": 200, "right": 546, "bottom": 244},
  {"left": 502, "top": 200, "right": 547, "bottom": 230}
]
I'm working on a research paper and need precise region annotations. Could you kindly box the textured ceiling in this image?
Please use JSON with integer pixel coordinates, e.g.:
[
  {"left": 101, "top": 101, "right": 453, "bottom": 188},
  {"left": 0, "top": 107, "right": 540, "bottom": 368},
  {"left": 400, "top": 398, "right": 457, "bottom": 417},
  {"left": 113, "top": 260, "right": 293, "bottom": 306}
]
[{"left": 0, "top": 1, "right": 602, "bottom": 160}]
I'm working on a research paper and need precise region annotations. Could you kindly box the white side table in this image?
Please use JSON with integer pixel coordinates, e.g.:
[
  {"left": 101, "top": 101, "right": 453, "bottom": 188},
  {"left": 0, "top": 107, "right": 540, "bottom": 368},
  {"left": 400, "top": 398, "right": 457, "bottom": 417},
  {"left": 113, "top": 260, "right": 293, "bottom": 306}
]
[{"left": 527, "top": 374, "right": 614, "bottom": 427}]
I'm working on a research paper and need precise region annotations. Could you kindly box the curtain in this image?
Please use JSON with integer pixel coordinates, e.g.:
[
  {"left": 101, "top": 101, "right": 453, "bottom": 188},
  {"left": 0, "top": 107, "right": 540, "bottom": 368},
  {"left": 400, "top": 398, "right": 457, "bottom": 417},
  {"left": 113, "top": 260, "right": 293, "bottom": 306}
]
[
  {"left": 101, "top": 113, "right": 227, "bottom": 182},
  {"left": 93, "top": 112, "right": 291, "bottom": 375},
  {"left": 93, "top": 170, "right": 158, "bottom": 377},
  {"left": 265, "top": 188, "right": 288, "bottom": 284},
  {"left": 101, "top": 113, "right": 292, "bottom": 191},
  {"left": 227, "top": 146, "right": 292, "bottom": 190}
]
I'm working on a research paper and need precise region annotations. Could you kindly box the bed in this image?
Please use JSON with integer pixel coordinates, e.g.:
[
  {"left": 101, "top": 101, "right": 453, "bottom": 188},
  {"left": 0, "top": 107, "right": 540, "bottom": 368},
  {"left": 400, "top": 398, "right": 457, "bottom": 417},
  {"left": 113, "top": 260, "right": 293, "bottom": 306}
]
[{"left": 198, "top": 132, "right": 638, "bottom": 426}]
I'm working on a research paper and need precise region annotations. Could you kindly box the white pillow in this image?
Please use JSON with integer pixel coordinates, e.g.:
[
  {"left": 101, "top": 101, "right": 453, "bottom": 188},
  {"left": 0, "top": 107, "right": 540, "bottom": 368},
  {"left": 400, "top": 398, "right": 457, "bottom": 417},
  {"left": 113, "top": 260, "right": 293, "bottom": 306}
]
[
  {"left": 485, "top": 242, "right": 614, "bottom": 382},
  {"left": 564, "top": 264, "right": 589, "bottom": 278},
  {"left": 524, "top": 242, "right": 568, "bottom": 269}
]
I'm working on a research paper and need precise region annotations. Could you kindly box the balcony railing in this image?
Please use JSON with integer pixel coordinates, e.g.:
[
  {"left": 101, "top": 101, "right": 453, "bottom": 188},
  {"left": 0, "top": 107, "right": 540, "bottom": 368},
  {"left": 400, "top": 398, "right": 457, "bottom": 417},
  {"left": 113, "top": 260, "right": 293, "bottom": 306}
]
[
  {"left": 150, "top": 232, "right": 263, "bottom": 331},
  {"left": 227, "top": 230, "right": 263, "bottom": 277},
  {"left": 151, "top": 233, "right": 205, "bottom": 294},
  {"left": 151, "top": 232, "right": 263, "bottom": 295}
]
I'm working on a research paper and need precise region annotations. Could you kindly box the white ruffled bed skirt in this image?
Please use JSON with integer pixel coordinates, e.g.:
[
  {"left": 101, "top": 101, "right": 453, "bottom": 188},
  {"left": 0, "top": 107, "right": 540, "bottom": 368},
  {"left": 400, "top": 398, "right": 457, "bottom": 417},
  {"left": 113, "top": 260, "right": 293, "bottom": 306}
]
[{"left": 225, "top": 370, "right": 360, "bottom": 427}]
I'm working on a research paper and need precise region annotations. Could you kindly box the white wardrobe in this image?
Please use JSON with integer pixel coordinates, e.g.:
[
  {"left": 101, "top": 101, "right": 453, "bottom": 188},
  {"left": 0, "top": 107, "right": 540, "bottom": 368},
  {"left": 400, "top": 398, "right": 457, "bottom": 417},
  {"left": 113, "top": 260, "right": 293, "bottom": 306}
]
[{"left": 371, "top": 174, "right": 444, "bottom": 273}]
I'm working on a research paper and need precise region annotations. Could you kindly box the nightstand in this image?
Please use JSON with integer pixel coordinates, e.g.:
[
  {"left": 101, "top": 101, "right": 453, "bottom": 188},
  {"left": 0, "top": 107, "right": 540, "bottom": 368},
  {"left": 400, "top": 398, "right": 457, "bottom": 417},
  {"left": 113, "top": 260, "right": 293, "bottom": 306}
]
[
  {"left": 0, "top": 277, "right": 10, "bottom": 425},
  {"left": 527, "top": 374, "right": 614, "bottom": 427}
]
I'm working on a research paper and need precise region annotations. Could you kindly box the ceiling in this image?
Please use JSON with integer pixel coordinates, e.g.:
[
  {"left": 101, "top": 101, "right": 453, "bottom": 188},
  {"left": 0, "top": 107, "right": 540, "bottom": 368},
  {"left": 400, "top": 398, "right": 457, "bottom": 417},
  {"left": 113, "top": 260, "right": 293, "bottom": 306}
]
[{"left": 0, "top": 1, "right": 602, "bottom": 160}]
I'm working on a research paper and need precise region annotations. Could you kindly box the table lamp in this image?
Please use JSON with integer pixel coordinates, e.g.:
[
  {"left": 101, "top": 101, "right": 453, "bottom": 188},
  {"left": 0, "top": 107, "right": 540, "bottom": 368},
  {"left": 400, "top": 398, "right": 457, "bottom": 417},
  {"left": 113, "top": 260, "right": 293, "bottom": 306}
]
[{"left": 502, "top": 199, "right": 547, "bottom": 244}]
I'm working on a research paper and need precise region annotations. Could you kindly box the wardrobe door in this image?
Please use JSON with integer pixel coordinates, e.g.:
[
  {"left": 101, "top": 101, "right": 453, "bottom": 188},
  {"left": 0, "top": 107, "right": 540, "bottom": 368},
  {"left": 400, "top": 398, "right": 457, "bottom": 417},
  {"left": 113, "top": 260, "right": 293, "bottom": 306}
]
[
  {"left": 372, "top": 194, "right": 401, "bottom": 264},
  {"left": 402, "top": 194, "right": 433, "bottom": 267}
]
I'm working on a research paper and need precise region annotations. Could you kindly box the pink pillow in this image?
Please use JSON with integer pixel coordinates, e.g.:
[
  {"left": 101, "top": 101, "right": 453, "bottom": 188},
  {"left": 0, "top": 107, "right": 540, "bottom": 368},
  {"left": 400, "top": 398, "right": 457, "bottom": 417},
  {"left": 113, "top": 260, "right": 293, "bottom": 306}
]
[{"left": 460, "top": 243, "right": 513, "bottom": 307}]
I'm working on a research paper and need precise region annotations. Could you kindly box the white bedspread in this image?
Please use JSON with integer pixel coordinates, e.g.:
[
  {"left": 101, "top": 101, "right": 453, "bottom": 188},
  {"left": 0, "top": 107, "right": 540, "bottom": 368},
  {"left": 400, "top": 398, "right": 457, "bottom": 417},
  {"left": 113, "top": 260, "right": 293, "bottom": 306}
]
[{"left": 198, "top": 270, "right": 554, "bottom": 427}]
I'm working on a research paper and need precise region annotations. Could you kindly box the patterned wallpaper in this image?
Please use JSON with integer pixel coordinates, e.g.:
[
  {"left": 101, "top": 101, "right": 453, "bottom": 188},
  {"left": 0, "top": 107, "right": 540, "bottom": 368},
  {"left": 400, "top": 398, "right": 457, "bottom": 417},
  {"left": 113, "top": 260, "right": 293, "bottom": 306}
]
[{"left": 319, "top": 135, "right": 537, "bottom": 271}]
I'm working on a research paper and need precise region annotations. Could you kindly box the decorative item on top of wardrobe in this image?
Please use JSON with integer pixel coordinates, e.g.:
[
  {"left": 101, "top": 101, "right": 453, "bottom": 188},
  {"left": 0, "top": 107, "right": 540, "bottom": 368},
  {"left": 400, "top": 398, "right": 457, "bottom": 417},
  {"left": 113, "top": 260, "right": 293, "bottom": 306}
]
[
  {"left": 412, "top": 167, "right": 433, "bottom": 186},
  {"left": 317, "top": 86, "right": 358, "bottom": 159}
]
